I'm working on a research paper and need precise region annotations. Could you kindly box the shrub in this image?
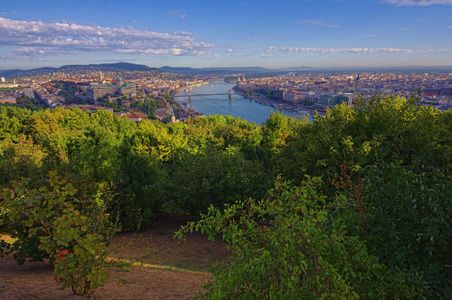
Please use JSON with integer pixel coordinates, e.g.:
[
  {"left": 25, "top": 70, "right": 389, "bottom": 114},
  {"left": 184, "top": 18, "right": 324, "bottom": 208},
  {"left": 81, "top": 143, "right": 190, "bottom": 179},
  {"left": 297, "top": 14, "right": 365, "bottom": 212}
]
[
  {"left": 176, "top": 177, "right": 415, "bottom": 299},
  {"left": 0, "top": 171, "right": 116, "bottom": 295}
]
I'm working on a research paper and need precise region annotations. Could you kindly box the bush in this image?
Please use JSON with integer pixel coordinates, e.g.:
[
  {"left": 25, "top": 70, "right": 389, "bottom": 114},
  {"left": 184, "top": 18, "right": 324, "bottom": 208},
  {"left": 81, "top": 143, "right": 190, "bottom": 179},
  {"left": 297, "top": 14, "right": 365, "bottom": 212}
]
[
  {"left": 176, "top": 177, "right": 415, "bottom": 299},
  {"left": 0, "top": 171, "right": 116, "bottom": 295}
]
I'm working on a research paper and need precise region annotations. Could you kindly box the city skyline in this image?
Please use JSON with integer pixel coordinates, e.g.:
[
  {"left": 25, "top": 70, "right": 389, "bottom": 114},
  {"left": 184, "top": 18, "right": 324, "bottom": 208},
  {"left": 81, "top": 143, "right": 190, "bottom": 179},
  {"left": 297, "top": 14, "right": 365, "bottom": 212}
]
[{"left": 1, "top": 0, "right": 451, "bottom": 70}]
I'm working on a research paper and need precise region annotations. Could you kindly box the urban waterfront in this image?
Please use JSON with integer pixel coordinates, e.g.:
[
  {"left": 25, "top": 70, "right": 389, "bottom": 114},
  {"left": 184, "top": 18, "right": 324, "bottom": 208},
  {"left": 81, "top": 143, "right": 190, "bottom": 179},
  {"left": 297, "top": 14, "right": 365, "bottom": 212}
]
[{"left": 175, "top": 80, "right": 309, "bottom": 125}]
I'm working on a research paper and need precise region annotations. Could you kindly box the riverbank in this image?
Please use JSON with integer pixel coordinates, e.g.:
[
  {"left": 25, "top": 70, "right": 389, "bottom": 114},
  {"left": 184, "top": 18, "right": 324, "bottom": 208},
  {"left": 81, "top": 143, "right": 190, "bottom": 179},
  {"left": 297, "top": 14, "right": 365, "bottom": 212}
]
[
  {"left": 171, "top": 81, "right": 209, "bottom": 98},
  {"left": 232, "top": 86, "right": 325, "bottom": 117},
  {"left": 171, "top": 82, "right": 210, "bottom": 120},
  {"left": 172, "top": 80, "right": 308, "bottom": 124}
]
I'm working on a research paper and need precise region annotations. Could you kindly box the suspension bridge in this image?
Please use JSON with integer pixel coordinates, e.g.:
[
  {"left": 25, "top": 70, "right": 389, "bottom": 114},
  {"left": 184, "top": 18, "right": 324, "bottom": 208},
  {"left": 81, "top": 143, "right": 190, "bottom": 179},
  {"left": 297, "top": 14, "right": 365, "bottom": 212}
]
[{"left": 174, "top": 90, "right": 233, "bottom": 101}]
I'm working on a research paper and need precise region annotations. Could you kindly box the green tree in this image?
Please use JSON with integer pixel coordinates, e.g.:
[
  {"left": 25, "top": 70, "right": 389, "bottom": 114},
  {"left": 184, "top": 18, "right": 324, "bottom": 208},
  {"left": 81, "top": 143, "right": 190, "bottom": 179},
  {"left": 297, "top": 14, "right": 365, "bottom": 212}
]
[
  {"left": 71, "top": 124, "right": 121, "bottom": 183},
  {"left": 0, "top": 106, "right": 31, "bottom": 141},
  {"left": 0, "top": 135, "right": 46, "bottom": 188},
  {"left": 115, "top": 147, "right": 167, "bottom": 230},
  {"left": 169, "top": 147, "right": 270, "bottom": 215},
  {"left": 261, "top": 111, "right": 296, "bottom": 156},
  {"left": 276, "top": 94, "right": 452, "bottom": 297},
  {"left": 177, "top": 177, "right": 415, "bottom": 299}
]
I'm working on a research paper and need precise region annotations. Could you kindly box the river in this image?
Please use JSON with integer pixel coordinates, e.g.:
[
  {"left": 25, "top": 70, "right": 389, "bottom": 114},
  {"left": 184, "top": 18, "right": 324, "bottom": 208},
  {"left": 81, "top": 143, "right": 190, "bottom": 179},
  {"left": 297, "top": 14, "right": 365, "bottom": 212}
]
[{"left": 175, "top": 80, "right": 308, "bottom": 125}]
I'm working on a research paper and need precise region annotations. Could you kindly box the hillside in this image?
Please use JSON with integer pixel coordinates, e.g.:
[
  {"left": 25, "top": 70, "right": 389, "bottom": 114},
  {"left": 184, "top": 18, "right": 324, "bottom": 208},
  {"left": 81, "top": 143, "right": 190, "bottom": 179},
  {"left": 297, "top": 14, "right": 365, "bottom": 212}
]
[{"left": 0, "top": 95, "right": 451, "bottom": 298}]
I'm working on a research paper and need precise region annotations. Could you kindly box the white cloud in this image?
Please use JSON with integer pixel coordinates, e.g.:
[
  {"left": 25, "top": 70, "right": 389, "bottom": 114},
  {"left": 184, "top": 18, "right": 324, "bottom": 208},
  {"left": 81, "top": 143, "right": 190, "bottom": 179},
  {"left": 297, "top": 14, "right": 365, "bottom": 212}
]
[
  {"left": 418, "top": 48, "right": 435, "bottom": 53},
  {"left": 383, "top": 0, "right": 452, "bottom": 6},
  {"left": 279, "top": 47, "right": 414, "bottom": 54},
  {"left": 166, "top": 10, "right": 188, "bottom": 19},
  {"left": 0, "top": 17, "right": 214, "bottom": 60},
  {"left": 262, "top": 53, "right": 282, "bottom": 58},
  {"left": 295, "top": 20, "right": 339, "bottom": 27}
]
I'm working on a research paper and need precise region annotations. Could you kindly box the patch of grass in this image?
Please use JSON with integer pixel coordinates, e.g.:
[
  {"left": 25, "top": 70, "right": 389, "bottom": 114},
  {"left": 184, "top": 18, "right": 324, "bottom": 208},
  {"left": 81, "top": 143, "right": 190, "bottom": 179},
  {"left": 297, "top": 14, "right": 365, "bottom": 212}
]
[{"left": 110, "top": 257, "right": 210, "bottom": 275}]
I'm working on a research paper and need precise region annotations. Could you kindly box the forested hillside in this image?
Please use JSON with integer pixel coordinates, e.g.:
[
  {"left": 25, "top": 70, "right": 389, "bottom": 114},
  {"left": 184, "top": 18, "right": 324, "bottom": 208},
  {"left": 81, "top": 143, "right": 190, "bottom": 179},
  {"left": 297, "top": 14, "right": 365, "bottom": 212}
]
[{"left": 1, "top": 94, "right": 451, "bottom": 298}]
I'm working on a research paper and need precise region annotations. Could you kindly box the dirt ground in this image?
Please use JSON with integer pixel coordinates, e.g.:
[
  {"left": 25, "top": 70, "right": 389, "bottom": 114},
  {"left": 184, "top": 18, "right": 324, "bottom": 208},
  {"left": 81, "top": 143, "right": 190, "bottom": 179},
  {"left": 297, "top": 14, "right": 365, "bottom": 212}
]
[{"left": 0, "top": 214, "right": 230, "bottom": 299}]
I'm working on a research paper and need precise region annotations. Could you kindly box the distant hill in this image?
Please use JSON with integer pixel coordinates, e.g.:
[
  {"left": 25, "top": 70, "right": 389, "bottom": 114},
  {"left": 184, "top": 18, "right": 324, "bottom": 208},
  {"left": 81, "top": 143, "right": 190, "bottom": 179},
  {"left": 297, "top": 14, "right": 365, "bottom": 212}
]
[
  {"left": 277, "top": 66, "right": 316, "bottom": 72},
  {"left": 2, "top": 62, "right": 452, "bottom": 78},
  {"left": 160, "top": 66, "right": 198, "bottom": 73},
  {"left": 0, "top": 62, "right": 159, "bottom": 78},
  {"left": 0, "top": 63, "right": 283, "bottom": 78},
  {"left": 0, "top": 69, "right": 27, "bottom": 78},
  {"left": 59, "top": 62, "right": 158, "bottom": 72},
  {"left": 160, "top": 66, "right": 273, "bottom": 74},
  {"left": 0, "top": 67, "right": 58, "bottom": 78},
  {"left": 201, "top": 67, "right": 272, "bottom": 73}
]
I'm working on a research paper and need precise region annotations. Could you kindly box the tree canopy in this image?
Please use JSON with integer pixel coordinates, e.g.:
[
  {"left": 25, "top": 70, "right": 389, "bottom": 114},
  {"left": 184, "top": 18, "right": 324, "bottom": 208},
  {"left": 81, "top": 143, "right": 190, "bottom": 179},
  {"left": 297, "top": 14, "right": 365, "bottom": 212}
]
[{"left": 1, "top": 94, "right": 451, "bottom": 298}]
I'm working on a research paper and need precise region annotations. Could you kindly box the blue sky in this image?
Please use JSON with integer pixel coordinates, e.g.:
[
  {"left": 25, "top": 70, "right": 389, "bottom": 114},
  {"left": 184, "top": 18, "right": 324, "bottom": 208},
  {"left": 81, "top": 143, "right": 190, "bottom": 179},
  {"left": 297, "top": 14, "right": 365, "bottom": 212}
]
[{"left": 0, "top": 0, "right": 451, "bottom": 69}]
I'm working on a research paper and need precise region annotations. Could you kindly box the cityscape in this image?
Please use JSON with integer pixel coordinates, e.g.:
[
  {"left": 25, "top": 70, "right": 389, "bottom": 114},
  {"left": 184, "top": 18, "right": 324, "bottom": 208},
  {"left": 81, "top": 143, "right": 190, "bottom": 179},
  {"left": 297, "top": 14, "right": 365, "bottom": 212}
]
[
  {"left": 1, "top": 64, "right": 452, "bottom": 123},
  {"left": 1, "top": 0, "right": 451, "bottom": 122},
  {"left": 1, "top": 0, "right": 452, "bottom": 299}
]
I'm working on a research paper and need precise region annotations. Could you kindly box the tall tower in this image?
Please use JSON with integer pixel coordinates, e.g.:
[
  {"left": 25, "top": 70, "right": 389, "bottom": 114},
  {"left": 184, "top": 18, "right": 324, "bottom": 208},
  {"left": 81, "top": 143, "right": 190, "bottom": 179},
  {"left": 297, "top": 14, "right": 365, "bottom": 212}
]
[
  {"left": 171, "top": 112, "right": 176, "bottom": 123},
  {"left": 99, "top": 70, "right": 103, "bottom": 82}
]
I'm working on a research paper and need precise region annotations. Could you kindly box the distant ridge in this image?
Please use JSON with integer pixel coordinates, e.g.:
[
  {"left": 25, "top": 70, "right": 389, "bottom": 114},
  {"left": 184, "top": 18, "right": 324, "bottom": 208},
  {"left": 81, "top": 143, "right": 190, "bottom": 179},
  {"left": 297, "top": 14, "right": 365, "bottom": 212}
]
[
  {"left": 160, "top": 66, "right": 197, "bottom": 73},
  {"left": 159, "top": 66, "right": 276, "bottom": 74},
  {"left": 277, "top": 66, "right": 316, "bottom": 72},
  {"left": 0, "top": 62, "right": 158, "bottom": 78},
  {"left": 0, "top": 67, "right": 58, "bottom": 78},
  {"left": 59, "top": 62, "right": 158, "bottom": 72},
  {"left": 1, "top": 62, "right": 452, "bottom": 78},
  {"left": 1, "top": 63, "right": 281, "bottom": 78}
]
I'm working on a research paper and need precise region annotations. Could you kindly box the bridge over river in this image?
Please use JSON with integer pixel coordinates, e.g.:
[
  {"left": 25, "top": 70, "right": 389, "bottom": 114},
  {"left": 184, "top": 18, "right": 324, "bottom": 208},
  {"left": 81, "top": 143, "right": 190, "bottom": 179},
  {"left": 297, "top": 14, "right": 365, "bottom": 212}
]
[
  {"left": 172, "top": 80, "right": 305, "bottom": 124},
  {"left": 174, "top": 90, "right": 233, "bottom": 101}
]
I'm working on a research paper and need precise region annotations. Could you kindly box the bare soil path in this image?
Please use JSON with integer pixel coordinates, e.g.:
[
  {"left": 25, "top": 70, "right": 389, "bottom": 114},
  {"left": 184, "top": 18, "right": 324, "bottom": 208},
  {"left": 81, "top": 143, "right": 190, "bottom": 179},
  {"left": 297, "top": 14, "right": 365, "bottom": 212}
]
[{"left": 0, "top": 214, "right": 230, "bottom": 299}]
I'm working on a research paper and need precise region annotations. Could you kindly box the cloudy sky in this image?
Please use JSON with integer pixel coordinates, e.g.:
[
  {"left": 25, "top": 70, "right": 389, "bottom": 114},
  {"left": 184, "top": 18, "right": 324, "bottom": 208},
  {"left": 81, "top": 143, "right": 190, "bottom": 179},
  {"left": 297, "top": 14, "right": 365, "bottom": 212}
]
[{"left": 0, "top": 0, "right": 451, "bottom": 69}]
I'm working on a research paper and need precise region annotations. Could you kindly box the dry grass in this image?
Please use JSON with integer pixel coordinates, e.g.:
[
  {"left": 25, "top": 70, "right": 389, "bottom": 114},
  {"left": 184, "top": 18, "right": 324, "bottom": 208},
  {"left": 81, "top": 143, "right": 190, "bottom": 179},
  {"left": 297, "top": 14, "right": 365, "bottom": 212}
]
[{"left": 0, "top": 214, "right": 230, "bottom": 299}]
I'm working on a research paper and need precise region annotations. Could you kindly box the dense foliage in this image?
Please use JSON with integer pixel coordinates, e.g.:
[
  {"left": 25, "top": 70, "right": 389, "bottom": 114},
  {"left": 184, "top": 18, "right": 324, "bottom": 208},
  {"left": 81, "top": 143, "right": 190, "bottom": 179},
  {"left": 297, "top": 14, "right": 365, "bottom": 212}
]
[
  {"left": 177, "top": 177, "right": 415, "bottom": 299},
  {"left": 1, "top": 94, "right": 451, "bottom": 298},
  {"left": 1, "top": 172, "right": 115, "bottom": 295},
  {"left": 275, "top": 95, "right": 452, "bottom": 298}
]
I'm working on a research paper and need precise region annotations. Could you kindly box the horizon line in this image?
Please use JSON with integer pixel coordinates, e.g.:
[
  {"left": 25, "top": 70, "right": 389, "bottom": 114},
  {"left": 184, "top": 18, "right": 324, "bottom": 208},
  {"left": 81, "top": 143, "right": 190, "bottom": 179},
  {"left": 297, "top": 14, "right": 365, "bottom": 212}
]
[{"left": 2, "top": 62, "right": 452, "bottom": 72}]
